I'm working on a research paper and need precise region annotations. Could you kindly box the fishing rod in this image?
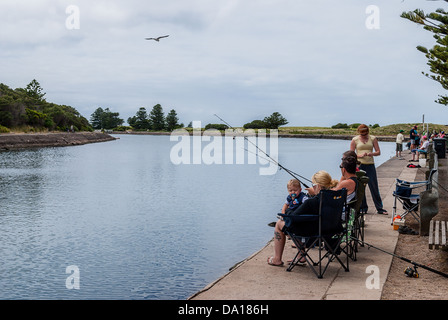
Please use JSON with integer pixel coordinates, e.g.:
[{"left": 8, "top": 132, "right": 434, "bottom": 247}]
[
  {"left": 352, "top": 237, "right": 448, "bottom": 279},
  {"left": 417, "top": 167, "right": 448, "bottom": 194},
  {"left": 214, "top": 114, "right": 312, "bottom": 188},
  {"left": 244, "top": 146, "right": 313, "bottom": 185}
]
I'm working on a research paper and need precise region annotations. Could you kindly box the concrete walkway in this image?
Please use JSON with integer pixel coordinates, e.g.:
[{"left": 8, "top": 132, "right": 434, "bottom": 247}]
[{"left": 190, "top": 152, "right": 419, "bottom": 300}]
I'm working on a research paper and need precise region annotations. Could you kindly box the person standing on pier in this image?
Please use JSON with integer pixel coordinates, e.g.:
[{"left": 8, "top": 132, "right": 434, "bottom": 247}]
[
  {"left": 396, "top": 129, "right": 405, "bottom": 159},
  {"left": 350, "top": 124, "right": 388, "bottom": 215}
]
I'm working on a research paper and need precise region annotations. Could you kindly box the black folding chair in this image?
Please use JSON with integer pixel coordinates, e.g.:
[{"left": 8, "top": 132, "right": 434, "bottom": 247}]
[
  {"left": 279, "top": 189, "right": 349, "bottom": 279},
  {"left": 391, "top": 168, "right": 437, "bottom": 224}
]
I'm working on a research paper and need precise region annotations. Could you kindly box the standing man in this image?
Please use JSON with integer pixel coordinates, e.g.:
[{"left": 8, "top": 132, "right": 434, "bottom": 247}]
[
  {"left": 409, "top": 125, "right": 418, "bottom": 152},
  {"left": 396, "top": 129, "right": 404, "bottom": 159}
]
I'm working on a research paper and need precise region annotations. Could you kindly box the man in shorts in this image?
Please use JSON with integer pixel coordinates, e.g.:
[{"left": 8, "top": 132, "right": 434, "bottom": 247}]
[{"left": 396, "top": 129, "right": 404, "bottom": 159}]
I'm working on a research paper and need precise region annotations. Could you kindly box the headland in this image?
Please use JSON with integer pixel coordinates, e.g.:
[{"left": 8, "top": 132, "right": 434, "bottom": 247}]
[{"left": 0, "top": 132, "right": 116, "bottom": 151}]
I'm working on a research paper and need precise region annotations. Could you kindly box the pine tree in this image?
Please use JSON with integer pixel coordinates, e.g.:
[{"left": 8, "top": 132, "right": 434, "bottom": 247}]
[
  {"left": 401, "top": 4, "right": 448, "bottom": 105},
  {"left": 128, "top": 107, "right": 150, "bottom": 130},
  {"left": 165, "top": 109, "right": 180, "bottom": 131},
  {"left": 263, "top": 112, "right": 288, "bottom": 129},
  {"left": 90, "top": 107, "right": 123, "bottom": 130},
  {"left": 90, "top": 107, "right": 105, "bottom": 129},
  {"left": 25, "top": 79, "right": 46, "bottom": 103},
  {"left": 149, "top": 104, "right": 165, "bottom": 131}
]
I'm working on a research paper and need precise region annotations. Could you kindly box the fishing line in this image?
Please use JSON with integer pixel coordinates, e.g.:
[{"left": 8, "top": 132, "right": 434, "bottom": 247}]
[
  {"left": 243, "top": 147, "right": 313, "bottom": 184},
  {"left": 416, "top": 167, "right": 448, "bottom": 194},
  {"left": 214, "top": 114, "right": 312, "bottom": 188},
  {"left": 352, "top": 237, "right": 448, "bottom": 278}
]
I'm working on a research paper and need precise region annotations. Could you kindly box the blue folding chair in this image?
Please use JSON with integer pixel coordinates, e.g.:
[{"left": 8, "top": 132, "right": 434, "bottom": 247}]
[{"left": 391, "top": 169, "right": 437, "bottom": 224}]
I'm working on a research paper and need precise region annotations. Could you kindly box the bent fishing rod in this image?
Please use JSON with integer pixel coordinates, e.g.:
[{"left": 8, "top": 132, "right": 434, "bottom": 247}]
[
  {"left": 352, "top": 237, "right": 448, "bottom": 278},
  {"left": 214, "top": 114, "right": 312, "bottom": 188},
  {"left": 244, "top": 146, "right": 313, "bottom": 187}
]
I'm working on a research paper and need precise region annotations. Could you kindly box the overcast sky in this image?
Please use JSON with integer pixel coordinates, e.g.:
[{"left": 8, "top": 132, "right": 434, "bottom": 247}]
[{"left": 0, "top": 0, "right": 446, "bottom": 127}]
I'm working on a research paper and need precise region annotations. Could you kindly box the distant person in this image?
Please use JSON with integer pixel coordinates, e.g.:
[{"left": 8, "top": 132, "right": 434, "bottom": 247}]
[
  {"left": 281, "top": 179, "right": 308, "bottom": 214},
  {"left": 414, "top": 126, "right": 421, "bottom": 149},
  {"left": 350, "top": 124, "right": 388, "bottom": 215},
  {"left": 409, "top": 125, "right": 418, "bottom": 152},
  {"left": 396, "top": 130, "right": 404, "bottom": 159},
  {"left": 411, "top": 135, "right": 429, "bottom": 161}
]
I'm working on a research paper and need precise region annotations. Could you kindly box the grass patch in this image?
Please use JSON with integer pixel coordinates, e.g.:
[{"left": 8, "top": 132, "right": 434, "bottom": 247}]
[{"left": 279, "top": 123, "right": 448, "bottom": 136}]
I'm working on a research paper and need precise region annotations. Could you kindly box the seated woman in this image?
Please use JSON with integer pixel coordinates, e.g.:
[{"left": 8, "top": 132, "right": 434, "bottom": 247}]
[
  {"left": 335, "top": 153, "right": 359, "bottom": 204},
  {"left": 307, "top": 155, "right": 358, "bottom": 202},
  {"left": 267, "top": 157, "right": 358, "bottom": 267}
]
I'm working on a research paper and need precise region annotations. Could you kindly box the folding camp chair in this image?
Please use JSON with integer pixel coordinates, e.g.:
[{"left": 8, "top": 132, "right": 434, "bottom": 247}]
[
  {"left": 279, "top": 189, "right": 349, "bottom": 279},
  {"left": 348, "top": 171, "right": 369, "bottom": 258},
  {"left": 342, "top": 206, "right": 357, "bottom": 262},
  {"left": 391, "top": 169, "right": 437, "bottom": 224}
]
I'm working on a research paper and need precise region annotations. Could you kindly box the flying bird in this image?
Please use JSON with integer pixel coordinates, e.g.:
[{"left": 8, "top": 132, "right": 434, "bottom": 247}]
[{"left": 145, "top": 35, "right": 169, "bottom": 42}]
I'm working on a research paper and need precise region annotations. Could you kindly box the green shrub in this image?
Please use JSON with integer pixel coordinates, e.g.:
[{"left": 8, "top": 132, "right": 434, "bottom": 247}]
[
  {"left": 243, "top": 120, "right": 267, "bottom": 129},
  {"left": 331, "top": 123, "right": 349, "bottom": 129},
  {"left": 205, "top": 123, "right": 229, "bottom": 130}
]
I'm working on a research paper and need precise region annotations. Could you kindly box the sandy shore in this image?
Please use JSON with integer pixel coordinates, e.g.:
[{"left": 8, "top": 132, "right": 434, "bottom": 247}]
[{"left": 0, "top": 132, "right": 116, "bottom": 150}]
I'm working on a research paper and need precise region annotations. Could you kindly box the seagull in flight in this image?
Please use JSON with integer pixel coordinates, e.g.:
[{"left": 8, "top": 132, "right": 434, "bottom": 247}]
[{"left": 145, "top": 35, "right": 169, "bottom": 42}]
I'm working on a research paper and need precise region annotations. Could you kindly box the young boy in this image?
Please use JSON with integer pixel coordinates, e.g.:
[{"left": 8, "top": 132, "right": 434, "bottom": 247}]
[
  {"left": 281, "top": 179, "right": 308, "bottom": 214},
  {"left": 268, "top": 179, "right": 308, "bottom": 227}
]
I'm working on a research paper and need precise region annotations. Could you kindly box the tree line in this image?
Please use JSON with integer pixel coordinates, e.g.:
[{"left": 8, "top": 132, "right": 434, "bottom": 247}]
[
  {"left": 0, "top": 80, "right": 185, "bottom": 133},
  {"left": 331, "top": 123, "right": 379, "bottom": 129},
  {"left": 0, "top": 80, "right": 91, "bottom": 132},
  {"left": 198, "top": 112, "right": 289, "bottom": 131},
  {"left": 243, "top": 112, "right": 288, "bottom": 129},
  {"left": 0, "top": 80, "right": 288, "bottom": 133},
  {"left": 90, "top": 104, "right": 184, "bottom": 131}
]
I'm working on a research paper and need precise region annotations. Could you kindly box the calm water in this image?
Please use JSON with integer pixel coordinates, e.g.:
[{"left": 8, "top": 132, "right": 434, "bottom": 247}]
[{"left": 0, "top": 134, "right": 395, "bottom": 299}]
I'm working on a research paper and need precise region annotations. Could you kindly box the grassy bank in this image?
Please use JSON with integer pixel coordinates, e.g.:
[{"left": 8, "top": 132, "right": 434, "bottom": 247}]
[
  {"left": 279, "top": 123, "right": 448, "bottom": 137},
  {"left": 113, "top": 123, "right": 448, "bottom": 140}
]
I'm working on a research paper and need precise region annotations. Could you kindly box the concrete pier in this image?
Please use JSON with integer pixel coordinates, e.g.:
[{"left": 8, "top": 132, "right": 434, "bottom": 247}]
[{"left": 190, "top": 152, "right": 420, "bottom": 300}]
